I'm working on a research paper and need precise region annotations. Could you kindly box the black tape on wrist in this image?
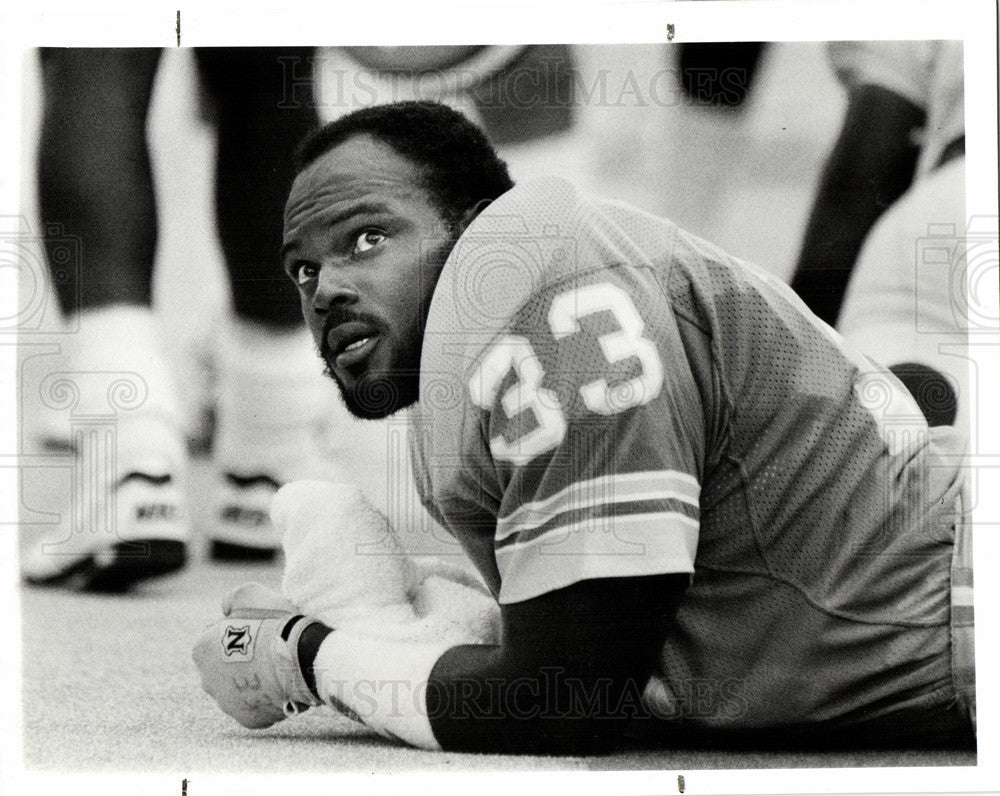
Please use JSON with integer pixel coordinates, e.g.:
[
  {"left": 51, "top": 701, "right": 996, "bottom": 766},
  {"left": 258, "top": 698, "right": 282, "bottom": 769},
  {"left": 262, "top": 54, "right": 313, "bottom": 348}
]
[
  {"left": 296, "top": 621, "right": 334, "bottom": 700},
  {"left": 280, "top": 615, "right": 306, "bottom": 640}
]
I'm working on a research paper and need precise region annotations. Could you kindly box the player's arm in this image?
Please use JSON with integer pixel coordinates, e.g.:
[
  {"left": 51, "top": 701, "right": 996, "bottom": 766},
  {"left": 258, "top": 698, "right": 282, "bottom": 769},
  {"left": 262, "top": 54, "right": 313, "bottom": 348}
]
[
  {"left": 296, "top": 573, "right": 687, "bottom": 753},
  {"left": 426, "top": 573, "right": 688, "bottom": 753},
  {"left": 301, "top": 275, "right": 703, "bottom": 752},
  {"left": 789, "top": 81, "right": 925, "bottom": 326}
]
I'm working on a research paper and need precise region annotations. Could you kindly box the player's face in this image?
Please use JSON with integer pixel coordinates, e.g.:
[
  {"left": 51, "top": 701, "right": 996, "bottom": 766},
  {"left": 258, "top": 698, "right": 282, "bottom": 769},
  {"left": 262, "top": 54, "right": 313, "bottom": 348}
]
[{"left": 282, "top": 135, "right": 459, "bottom": 419}]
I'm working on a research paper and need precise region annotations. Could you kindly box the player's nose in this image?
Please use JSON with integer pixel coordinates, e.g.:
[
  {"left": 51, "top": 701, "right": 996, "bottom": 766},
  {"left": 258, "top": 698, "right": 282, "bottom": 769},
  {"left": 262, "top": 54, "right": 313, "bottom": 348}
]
[{"left": 311, "top": 265, "right": 360, "bottom": 316}]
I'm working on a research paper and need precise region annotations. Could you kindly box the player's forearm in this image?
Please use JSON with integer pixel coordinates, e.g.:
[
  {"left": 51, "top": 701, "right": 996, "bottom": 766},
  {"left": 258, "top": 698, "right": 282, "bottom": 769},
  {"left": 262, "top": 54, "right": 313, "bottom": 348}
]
[
  {"left": 300, "top": 574, "right": 685, "bottom": 753},
  {"left": 305, "top": 636, "right": 655, "bottom": 754},
  {"left": 425, "top": 643, "right": 657, "bottom": 754}
]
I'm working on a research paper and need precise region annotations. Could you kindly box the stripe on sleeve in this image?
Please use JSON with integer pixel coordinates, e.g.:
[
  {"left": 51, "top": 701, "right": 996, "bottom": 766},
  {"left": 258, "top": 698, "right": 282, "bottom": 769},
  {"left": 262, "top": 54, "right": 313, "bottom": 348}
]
[
  {"left": 495, "top": 497, "right": 698, "bottom": 550},
  {"left": 496, "top": 470, "right": 699, "bottom": 543}
]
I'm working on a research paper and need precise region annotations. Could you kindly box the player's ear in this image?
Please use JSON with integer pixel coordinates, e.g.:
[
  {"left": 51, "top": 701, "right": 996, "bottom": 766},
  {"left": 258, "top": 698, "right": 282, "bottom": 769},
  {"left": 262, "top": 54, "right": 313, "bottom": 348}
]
[{"left": 457, "top": 199, "right": 492, "bottom": 234}]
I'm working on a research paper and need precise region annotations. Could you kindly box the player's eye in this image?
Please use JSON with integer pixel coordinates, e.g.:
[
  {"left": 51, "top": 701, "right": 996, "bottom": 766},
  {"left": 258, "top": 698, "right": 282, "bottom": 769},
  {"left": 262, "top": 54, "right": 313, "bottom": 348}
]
[
  {"left": 294, "top": 263, "right": 318, "bottom": 285},
  {"left": 353, "top": 229, "right": 386, "bottom": 255}
]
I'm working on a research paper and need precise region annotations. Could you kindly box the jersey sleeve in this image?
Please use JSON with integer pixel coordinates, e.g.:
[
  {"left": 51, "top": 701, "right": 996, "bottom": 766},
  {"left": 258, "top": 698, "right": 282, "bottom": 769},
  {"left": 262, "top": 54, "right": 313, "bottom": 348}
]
[{"left": 466, "top": 265, "right": 706, "bottom": 604}]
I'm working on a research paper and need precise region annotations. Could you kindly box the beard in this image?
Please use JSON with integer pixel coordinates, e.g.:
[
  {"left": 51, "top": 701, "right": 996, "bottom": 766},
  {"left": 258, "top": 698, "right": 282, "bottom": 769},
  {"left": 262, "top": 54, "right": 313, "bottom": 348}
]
[
  {"left": 323, "top": 359, "right": 421, "bottom": 420},
  {"left": 319, "top": 315, "right": 424, "bottom": 420}
]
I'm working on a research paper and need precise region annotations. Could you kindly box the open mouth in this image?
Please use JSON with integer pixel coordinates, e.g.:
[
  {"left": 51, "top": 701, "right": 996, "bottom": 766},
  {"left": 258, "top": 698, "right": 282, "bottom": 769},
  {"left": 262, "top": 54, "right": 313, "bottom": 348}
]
[
  {"left": 335, "top": 335, "right": 378, "bottom": 369},
  {"left": 325, "top": 320, "right": 380, "bottom": 372}
]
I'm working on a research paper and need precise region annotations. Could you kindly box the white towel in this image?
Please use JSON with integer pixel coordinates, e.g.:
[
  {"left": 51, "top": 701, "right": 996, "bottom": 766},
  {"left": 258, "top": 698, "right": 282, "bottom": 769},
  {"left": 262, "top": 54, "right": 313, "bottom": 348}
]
[{"left": 273, "top": 481, "right": 499, "bottom": 646}]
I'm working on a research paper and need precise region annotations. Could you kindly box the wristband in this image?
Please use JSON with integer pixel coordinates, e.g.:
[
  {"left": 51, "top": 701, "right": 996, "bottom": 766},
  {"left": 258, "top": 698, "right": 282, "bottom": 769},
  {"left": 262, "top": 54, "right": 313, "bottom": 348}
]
[
  {"left": 295, "top": 620, "right": 334, "bottom": 699},
  {"left": 275, "top": 615, "right": 332, "bottom": 715}
]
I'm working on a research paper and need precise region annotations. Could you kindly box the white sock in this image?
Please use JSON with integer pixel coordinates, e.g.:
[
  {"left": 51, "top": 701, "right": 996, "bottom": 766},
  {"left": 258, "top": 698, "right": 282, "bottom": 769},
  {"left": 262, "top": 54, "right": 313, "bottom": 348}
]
[
  {"left": 213, "top": 318, "right": 340, "bottom": 481},
  {"left": 61, "top": 305, "right": 186, "bottom": 478}
]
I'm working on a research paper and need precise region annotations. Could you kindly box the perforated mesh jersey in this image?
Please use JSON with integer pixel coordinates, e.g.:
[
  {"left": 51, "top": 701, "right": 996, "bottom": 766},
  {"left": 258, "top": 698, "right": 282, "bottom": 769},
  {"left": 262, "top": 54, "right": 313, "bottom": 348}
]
[{"left": 409, "top": 176, "right": 968, "bottom": 734}]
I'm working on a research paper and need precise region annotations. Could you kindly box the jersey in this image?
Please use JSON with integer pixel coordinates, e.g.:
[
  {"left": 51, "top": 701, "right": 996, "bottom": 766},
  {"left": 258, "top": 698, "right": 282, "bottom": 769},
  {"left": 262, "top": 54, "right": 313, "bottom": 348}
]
[{"left": 408, "top": 177, "right": 968, "bottom": 732}]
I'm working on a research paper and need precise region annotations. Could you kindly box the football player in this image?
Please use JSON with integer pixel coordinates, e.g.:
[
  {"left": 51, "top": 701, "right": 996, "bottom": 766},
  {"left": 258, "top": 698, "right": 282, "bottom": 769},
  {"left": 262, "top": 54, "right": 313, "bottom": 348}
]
[{"left": 193, "top": 101, "right": 975, "bottom": 753}]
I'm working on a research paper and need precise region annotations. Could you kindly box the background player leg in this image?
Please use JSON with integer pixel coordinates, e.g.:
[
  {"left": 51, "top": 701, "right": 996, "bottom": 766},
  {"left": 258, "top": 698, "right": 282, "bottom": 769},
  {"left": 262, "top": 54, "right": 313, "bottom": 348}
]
[
  {"left": 195, "top": 48, "right": 383, "bottom": 559},
  {"left": 25, "top": 48, "right": 190, "bottom": 590}
]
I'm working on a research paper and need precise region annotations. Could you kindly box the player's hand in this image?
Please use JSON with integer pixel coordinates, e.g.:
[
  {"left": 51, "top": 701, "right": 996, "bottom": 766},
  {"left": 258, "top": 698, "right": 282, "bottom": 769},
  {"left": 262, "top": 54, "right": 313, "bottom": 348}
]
[{"left": 192, "top": 610, "right": 324, "bottom": 729}]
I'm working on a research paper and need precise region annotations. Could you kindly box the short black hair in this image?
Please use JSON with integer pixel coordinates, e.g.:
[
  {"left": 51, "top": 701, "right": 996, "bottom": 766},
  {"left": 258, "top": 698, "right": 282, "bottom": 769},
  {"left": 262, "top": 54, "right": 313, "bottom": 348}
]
[{"left": 295, "top": 101, "right": 514, "bottom": 225}]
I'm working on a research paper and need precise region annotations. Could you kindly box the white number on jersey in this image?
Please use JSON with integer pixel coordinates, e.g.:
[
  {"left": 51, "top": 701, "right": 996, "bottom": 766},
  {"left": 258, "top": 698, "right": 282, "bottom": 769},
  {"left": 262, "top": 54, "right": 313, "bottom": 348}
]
[
  {"left": 468, "top": 335, "right": 568, "bottom": 466},
  {"left": 469, "top": 283, "right": 663, "bottom": 464},
  {"left": 549, "top": 283, "right": 664, "bottom": 414}
]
